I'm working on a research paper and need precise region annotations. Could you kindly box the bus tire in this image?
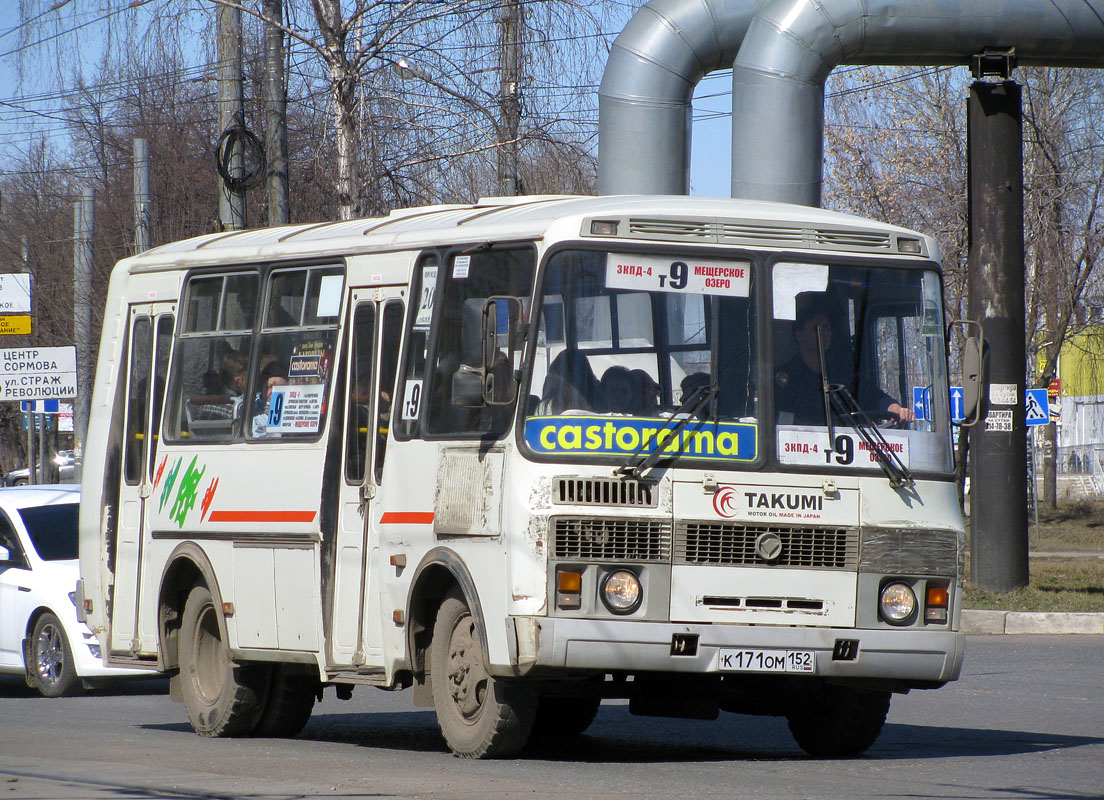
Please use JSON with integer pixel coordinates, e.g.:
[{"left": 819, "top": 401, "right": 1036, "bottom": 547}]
[
  {"left": 785, "top": 682, "right": 891, "bottom": 757},
  {"left": 253, "top": 665, "right": 318, "bottom": 738},
  {"left": 179, "top": 584, "right": 265, "bottom": 737},
  {"left": 531, "top": 695, "right": 601, "bottom": 738},
  {"left": 430, "top": 589, "right": 536, "bottom": 758},
  {"left": 29, "top": 612, "right": 80, "bottom": 697}
]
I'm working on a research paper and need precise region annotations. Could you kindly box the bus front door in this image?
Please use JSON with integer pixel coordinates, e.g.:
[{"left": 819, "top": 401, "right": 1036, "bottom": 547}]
[{"left": 328, "top": 289, "right": 403, "bottom": 669}]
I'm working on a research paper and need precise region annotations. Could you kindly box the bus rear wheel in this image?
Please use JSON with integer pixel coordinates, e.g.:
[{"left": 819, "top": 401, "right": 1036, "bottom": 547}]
[
  {"left": 430, "top": 589, "right": 536, "bottom": 758},
  {"left": 785, "top": 681, "right": 891, "bottom": 757},
  {"left": 179, "top": 584, "right": 265, "bottom": 737},
  {"left": 254, "top": 665, "right": 318, "bottom": 738}
]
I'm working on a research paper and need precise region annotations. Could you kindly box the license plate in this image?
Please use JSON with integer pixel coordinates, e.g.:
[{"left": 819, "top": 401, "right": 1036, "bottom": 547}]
[{"left": 718, "top": 648, "right": 816, "bottom": 673}]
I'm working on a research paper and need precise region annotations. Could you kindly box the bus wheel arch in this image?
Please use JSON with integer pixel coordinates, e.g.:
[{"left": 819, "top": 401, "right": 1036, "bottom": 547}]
[
  {"left": 405, "top": 549, "right": 487, "bottom": 702},
  {"left": 157, "top": 544, "right": 222, "bottom": 674}
]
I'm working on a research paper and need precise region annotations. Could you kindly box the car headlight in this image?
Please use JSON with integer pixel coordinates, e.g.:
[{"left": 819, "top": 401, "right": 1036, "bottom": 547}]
[
  {"left": 879, "top": 581, "right": 917, "bottom": 624},
  {"left": 600, "top": 569, "right": 642, "bottom": 615}
]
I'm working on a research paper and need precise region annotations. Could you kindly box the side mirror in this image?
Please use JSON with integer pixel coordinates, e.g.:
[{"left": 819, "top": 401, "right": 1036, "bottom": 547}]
[
  {"left": 481, "top": 297, "right": 522, "bottom": 406},
  {"left": 0, "top": 544, "right": 10, "bottom": 563},
  {"left": 952, "top": 320, "right": 985, "bottom": 427}
]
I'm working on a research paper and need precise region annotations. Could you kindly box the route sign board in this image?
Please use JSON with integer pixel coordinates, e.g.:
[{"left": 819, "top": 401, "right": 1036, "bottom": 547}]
[{"left": 0, "top": 346, "right": 77, "bottom": 402}]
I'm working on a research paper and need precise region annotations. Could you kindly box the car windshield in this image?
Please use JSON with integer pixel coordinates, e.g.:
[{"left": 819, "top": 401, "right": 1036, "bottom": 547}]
[{"left": 19, "top": 503, "right": 79, "bottom": 561}]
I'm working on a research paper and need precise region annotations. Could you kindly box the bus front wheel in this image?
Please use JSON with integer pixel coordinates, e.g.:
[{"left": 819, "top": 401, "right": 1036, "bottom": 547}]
[
  {"left": 179, "top": 584, "right": 265, "bottom": 737},
  {"left": 785, "top": 681, "right": 891, "bottom": 757},
  {"left": 430, "top": 589, "right": 537, "bottom": 758}
]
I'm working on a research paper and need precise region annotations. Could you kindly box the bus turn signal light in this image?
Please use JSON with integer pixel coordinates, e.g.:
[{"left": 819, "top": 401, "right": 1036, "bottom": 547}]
[
  {"left": 557, "top": 569, "right": 582, "bottom": 610},
  {"left": 925, "top": 585, "right": 949, "bottom": 624}
]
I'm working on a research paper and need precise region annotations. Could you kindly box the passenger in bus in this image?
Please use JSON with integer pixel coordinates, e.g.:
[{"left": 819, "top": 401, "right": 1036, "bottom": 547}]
[
  {"left": 537, "top": 350, "right": 599, "bottom": 415},
  {"left": 189, "top": 347, "right": 247, "bottom": 421},
  {"left": 775, "top": 295, "right": 913, "bottom": 426},
  {"left": 600, "top": 366, "right": 638, "bottom": 414}
]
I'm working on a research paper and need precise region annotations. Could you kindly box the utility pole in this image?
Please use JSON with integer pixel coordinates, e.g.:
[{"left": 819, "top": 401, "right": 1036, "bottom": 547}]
[
  {"left": 497, "top": 0, "right": 523, "bottom": 195},
  {"left": 134, "top": 138, "right": 151, "bottom": 253},
  {"left": 263, "top": 0, "right": 289, "bottom": 226},
  {"left": 74, "top": 188, "right": 94, "bottom": 458},
  {"left": 217, "top": 2, "right": 246, "bottom": 230},
  {"left": 967, "top": 50, "right": 1029, "bottom": 592}
]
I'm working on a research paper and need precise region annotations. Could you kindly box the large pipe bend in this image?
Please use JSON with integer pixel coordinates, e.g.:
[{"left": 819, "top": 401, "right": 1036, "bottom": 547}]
[
  {"left": 730, "top": 0, "right": 1104, "bottom": 205},
  {"left": 598, "top": 0, "right": 771, "bottom": 195}
]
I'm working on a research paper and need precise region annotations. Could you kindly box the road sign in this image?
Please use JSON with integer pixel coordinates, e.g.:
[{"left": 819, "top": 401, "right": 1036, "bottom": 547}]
[
  {"left": 1047, "top": 378, "right": 1060, "bottom": 398},
  {"left": 1025, "top": 388, "right": 1049, "bottom": 426},
  {"left": 949, "top": 386, "right": 965, "bottom": 423},
  {"left": 21, "top": 399, "right": 60, "bottom": 413},
  {"left": 912, "top": 387, "right": 930, "bottom": 421},
  {"left": 0, "top": 346, "right": 77, "bottom": 402},
  {"left": 0, "top": 274, "right": 32, "bottom": 314},
  {"left": 0, "top": 316, "right": 31, "bottom": 335}
]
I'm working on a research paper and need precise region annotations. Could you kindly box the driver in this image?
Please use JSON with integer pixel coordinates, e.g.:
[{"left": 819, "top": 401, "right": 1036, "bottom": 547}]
[{"left": 775, "top": 295, "right": 913, "bottom": 426}]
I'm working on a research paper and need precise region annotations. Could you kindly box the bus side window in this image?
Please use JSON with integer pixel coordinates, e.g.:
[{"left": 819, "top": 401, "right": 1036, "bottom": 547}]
[
  {"left": 394, "top": 255, "right": 438, "bottom": 440},
  {"left": 251, "top": 265, "right": 344, "bottom": 440},
  {"left": 375, "top": 301, "right": 404, "bottom": 482},
  {"left": 345, "top": 304, "right": 376, "bottom": 483},
  {"left": 123, "top": 316, "right": 152, "bottom": 485},
  {"left": 169, "top": 272, "right": 258, "bottom": 442},
  {"left": 148, "top": 314, "right": 174, "bottom": 474}
]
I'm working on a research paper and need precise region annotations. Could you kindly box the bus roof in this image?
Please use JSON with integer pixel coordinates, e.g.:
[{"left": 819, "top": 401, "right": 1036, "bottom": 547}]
[{"left": 119, "top": 194, "right": 939, "bottom": 274}]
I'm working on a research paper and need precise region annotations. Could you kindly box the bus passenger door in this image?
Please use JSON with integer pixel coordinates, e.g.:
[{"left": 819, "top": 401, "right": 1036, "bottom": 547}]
[
  {"left": 329, "top": 289, "right": 404, "bottom": 668},
  {"left": 110, "top": 307, "right": 173, "bottom": 656}
]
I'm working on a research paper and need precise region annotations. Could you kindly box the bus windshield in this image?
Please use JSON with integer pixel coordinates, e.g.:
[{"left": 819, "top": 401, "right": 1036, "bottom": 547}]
[
  {"left": 771, "top": 261, "right": 953, "bottom": 476},
  {"left": 522, "top": 249, "right": 758, "bottom": 468}
]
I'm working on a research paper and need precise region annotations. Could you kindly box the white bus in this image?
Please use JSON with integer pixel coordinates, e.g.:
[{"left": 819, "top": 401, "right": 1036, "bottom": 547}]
[{"left": 78, "top": 195, "right": 969, "bottom": 758}]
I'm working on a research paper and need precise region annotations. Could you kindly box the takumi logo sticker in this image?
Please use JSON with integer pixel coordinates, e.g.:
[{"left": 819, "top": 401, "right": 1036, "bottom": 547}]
[{"left": 712, "top": 486, "right": 740, "bottom": 518}]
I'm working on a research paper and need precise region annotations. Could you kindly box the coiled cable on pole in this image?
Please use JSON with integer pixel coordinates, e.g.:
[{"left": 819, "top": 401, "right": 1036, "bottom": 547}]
[{"left": 215, "top": 124, "right": 266, "bottom": 191}]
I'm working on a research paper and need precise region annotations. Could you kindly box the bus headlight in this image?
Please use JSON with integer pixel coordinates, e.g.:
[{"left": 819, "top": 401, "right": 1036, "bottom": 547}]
[
  {"left": 600, "top": 570, "right": 642, "bottom": 615},
  {"left": 879, "top": 582, "right": 917, "bottom": 624}
]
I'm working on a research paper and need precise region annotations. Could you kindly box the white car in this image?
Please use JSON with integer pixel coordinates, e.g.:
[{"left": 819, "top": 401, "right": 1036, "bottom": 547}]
[{"left": 0, "top": 486, "right": 143, "bottom": 696}]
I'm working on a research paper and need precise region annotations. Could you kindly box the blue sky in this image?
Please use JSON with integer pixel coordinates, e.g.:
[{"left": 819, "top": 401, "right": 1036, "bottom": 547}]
[{"left": 0, "top": 2, "right": 735, "bottom": 200}]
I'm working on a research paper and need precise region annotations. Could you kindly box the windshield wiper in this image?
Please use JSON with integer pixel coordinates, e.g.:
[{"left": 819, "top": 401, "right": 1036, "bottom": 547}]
[
  {"left": 826, "top": 384, "right": 914, "bottom": 490},
  {"left": 616, "top": 384, "right": 719, "bottom": 479}
]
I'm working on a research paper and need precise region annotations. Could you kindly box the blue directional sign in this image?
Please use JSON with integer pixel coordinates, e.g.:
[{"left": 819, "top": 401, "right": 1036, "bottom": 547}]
[
  {"left": 21, "top": 398, "right": 59, "bottom": 414},
  {"left": 1024, "top": 388, "right": 1049, "bottom": 426},
  {"left": 949, "top": 386, "right": 965, "bottom": 423},
  {"left": 912, "top": 387, "right": 930, "bottom": 421}
]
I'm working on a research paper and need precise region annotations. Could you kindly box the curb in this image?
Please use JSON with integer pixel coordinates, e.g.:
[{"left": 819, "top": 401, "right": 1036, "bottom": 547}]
[{"left": 961, "top": 609, "right": 1104, "bottom": 635}]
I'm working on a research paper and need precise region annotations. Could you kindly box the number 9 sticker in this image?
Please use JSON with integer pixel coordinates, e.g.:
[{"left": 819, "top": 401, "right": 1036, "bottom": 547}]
[
  {"left": 401, "top": 379, "right": 423, "bottom": 421},
  {"left": 605, "top": 253, "right": 750, "bottom": 298}
]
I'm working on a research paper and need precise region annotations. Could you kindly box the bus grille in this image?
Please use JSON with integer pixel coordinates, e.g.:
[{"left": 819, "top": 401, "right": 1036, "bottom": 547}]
[
  {"left": 553, "top": 477, "right": 657, "bottom": 507},
  {"left": 675, "top": 522, "right": 858, "bottom": 569},
  {"left": 553, "top": 517, "right": 671, "bottom": 562}
]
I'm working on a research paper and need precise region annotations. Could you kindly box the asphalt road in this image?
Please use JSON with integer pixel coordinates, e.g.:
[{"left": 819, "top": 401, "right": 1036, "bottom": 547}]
[{"left": 1, "top": 635, "right": 1101, "bottom": 800}]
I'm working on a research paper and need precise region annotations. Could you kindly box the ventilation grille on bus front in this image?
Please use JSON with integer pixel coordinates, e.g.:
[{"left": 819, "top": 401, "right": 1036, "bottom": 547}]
[
  {"left": 675, "top": 522, "right": 859, "bottom": 569},
  {"left": 553, "top": 517, "right": 671, "bottom": 562},
  {"left": 622, "top": 218, "right": 895, "bottom": 254},
  {"left": 553, "top": 477, "right": 657, "bottom": 507}
]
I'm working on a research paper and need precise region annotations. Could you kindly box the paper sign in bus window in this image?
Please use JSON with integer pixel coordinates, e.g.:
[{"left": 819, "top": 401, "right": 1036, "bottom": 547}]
[
  {"left": 266, "top": 384, "right": 325, "bottom": 433},
  {"left": 605, "top": 254, "right": 750, "bottom": 298}
]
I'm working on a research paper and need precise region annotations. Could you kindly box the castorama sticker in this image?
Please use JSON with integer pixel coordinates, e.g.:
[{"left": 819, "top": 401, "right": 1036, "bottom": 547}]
[{"left": 524, "top": 415, "right": 757, "bottom": 463}]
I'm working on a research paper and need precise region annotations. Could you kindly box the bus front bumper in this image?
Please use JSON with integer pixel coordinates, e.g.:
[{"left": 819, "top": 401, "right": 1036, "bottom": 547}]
[{"left": 510, "top": 617, "right": 964, "bottom": 684}]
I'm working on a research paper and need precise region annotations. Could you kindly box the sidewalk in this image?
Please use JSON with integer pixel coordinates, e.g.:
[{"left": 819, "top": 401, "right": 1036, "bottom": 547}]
[
  {"left": 962, "top": 549, "right": 1104, "bottom": 634},
  {"left": 962, "top": 609, "right": 1104, "bottom": 634}
]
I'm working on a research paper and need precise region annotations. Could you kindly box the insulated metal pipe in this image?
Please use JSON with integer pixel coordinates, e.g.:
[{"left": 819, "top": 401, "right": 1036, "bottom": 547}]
[
  {"left": 598, "top": 0, "right": 771, "bottom": 195},
  {"left": 731, "top": 0, "right": 1104, "bottom": 205},
  {"left": 599, "top": 0, "right": 1104, "bottom": 200}
]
